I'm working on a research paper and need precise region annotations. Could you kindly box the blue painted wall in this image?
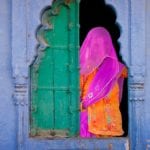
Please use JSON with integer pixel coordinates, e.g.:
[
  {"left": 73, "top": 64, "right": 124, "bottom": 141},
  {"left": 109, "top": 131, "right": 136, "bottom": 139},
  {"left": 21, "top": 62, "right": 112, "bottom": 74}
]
[
  {"left": 145, "top": 0, "right": 150, "bottom": 147},
  {"left": 0, "top": 0, "right": 16, "bottom": 149},
  {"left": 0, "top": 0, "right": 150, "bottom": 149}
]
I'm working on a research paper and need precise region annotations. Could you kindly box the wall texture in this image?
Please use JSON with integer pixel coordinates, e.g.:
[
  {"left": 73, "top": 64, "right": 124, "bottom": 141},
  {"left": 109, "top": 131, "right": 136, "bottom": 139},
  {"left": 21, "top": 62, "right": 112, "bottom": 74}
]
[
  {"left": 0, "top": 0, "right": 16, "bottom": 149},
  {"left": 145, "top": 0, "right": 150, "bottom": 148},
  {"left": 0, "top": 0, "right": 149, "bottom": 149}
]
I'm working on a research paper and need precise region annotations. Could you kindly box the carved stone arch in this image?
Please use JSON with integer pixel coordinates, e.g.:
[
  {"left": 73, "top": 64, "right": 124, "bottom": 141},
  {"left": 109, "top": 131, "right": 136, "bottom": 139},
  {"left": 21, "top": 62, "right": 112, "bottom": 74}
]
[
  {"left": 12, "top": 0, "right": 146, "bottom": 149},
  {"left": 33, "top": 0, "right": 74, "bottom": 65}
]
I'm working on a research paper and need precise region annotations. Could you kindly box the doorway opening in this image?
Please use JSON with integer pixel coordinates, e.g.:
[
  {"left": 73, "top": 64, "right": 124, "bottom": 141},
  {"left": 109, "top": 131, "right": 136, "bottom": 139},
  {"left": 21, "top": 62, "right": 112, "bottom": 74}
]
[{"left": 80, "top": 0, "right": 128, "bottom": 136}]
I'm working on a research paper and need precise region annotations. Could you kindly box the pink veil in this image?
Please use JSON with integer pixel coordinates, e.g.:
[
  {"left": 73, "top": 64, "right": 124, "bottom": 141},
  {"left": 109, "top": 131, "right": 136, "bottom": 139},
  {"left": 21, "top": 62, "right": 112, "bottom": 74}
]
[
  {"left": 80, "top": 27, "right": 126, "bottom": 137},
  {"left": 80, "top": 27, "right": 125, "bottom": 107},
  {"left": 80, "top": 27, "right": 117, "bottom": 75}
]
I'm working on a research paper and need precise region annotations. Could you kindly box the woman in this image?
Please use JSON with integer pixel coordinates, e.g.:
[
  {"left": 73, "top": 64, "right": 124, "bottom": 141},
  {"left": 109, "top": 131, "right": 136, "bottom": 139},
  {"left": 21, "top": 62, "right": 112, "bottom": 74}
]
[{"left": 80, "top": 27, "right": 127, "bottom": 137}]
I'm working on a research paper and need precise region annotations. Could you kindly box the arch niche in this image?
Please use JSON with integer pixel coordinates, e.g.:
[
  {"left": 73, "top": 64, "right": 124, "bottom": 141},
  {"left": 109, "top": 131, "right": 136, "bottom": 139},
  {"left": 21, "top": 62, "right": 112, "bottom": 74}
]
[
  {"left": 13, "top": 0, "right": 144, "bottom": 149},
  {"left": 30, "top": 0, "right": 128, "bottom": 138}
]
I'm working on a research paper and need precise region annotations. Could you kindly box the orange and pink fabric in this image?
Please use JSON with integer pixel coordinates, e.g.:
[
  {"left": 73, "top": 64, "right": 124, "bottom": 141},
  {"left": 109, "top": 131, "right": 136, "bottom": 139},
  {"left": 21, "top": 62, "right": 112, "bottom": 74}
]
[{"left": 80, "top": 27, "right": 127, "bottom": 137}]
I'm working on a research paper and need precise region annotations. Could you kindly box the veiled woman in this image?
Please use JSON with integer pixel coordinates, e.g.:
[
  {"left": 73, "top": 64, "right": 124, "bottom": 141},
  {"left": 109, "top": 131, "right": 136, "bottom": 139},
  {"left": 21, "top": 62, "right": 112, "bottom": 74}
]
[{"left": 80, "top": 27, "right": 127, "bottom": 137}]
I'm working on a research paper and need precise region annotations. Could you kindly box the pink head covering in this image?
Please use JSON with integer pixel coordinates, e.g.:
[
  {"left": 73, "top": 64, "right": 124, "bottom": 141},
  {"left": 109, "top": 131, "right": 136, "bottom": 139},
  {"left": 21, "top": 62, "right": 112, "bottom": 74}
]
[
  {"left": 80, "top": 27, "right": 125, "bottom": 108},
  {"left": 80, "top": 27, "right": 117, "bottom": 75}
]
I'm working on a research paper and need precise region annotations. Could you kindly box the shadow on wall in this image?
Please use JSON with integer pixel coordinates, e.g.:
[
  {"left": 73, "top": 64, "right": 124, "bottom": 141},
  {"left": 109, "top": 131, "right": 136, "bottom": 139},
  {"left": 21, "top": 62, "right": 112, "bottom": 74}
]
[{"left": 80, "top": 0, "right": 128, "bottom": 136}]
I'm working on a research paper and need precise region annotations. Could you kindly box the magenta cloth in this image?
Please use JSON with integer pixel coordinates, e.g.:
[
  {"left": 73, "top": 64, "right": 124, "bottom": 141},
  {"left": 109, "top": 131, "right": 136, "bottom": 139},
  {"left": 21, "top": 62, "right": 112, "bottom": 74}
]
[{"left": 80, "top": 27, "right": 126, "bottom": 137}]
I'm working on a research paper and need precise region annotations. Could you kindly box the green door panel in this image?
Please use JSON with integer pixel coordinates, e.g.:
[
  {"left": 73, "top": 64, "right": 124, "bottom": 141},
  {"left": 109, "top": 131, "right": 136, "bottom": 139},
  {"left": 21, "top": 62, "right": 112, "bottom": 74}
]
[{"left": 30, "top": 0, "right": 79, "bottom": 137}]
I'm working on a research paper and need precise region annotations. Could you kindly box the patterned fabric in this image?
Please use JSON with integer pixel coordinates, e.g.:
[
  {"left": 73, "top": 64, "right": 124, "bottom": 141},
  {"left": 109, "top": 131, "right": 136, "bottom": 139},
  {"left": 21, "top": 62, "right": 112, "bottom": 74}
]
[{"left": 80, "top": 27, "right": 127, "bottom": 137}]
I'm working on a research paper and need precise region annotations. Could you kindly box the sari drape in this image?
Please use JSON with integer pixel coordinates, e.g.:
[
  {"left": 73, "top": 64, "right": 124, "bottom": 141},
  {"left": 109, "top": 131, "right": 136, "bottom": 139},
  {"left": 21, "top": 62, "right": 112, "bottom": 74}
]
[{"left": 80, "top": 27, "right": 127, "bottom": 137}]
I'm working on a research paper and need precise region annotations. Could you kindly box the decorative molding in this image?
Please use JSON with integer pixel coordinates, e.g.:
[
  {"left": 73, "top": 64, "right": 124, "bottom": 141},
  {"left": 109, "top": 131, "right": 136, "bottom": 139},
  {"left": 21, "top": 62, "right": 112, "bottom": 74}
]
[
  {"left": 35, "top": 0, "right": 73, "bottom": 67},
  {"left": 26, "top": 0, "right": 66, "bottom": 66},
  {"left": 129, "top": 82, "right": 145, "bottom": 102},
  {"left": 129, "top": 65, "right": 145, "bottom": 102},
  {"left": 11, "top": 0, "right": 52, "bottom": 149},
  {"left": 129, "top": 97, "right": 144, "bottom": 102},
  {"left": 130, "top": 66, "right": 145, "bottom": 77},
  {"left": 127, "top": 1, "right": 146, "bottom": 149},
  {"left": 129, "top": 83, "right": 144, "bottom": 90},
  {"left": 13, "top": 83, "right": 28, "bottom": 106}
]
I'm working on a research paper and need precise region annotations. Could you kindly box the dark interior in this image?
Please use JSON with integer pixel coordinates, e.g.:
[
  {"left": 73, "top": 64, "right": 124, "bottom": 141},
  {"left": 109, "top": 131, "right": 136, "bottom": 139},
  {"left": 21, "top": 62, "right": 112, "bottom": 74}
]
[{"left": 80, "top": 0, "right": 128, "bottom": 136}]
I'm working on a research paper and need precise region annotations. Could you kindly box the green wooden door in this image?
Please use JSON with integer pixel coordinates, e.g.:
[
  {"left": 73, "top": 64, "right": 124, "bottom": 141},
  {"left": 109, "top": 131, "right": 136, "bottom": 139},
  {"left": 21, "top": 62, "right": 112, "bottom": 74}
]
[{"left": 30, "top": 0, "right": 79, "bottom": 137}]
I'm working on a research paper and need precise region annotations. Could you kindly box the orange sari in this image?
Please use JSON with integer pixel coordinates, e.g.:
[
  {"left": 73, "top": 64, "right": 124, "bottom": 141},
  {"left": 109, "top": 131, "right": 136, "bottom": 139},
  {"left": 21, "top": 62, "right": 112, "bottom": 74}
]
[{"left": 80, "top": 68, "right": 127, "bottom": 136}]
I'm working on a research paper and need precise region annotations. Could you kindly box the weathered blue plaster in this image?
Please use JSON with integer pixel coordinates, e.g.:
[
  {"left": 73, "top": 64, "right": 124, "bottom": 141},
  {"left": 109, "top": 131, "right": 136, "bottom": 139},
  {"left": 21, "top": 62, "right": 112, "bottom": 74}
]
[
  {"left": 145, "top": 0, "right": 150, "bottom": 148},
  {"left": 26, "top": 0, "right": 53, "bottom": 65},
  {"left": 0, "top": 0, "right": 16, "bottom": 149},
  {"left": 108, "top": 1, "right": 147, "bottom": 150},
  {"left": 129, "top": 1, "right": 146, "bottom": 149},
  {"left": 0, "top": 0, "right": 147, "bottom": 149},
  {"left": 11, "top": 1, "right": 130, "bottom": 149},
  {"left": 26, "top": 138, "right": 129, "bottom": 150},
  {"left": 106, "top": 0, "right": 130, "bottom": 66},
  {"left": 11, "top": 0, "right": 148, "bottom": 149}
]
